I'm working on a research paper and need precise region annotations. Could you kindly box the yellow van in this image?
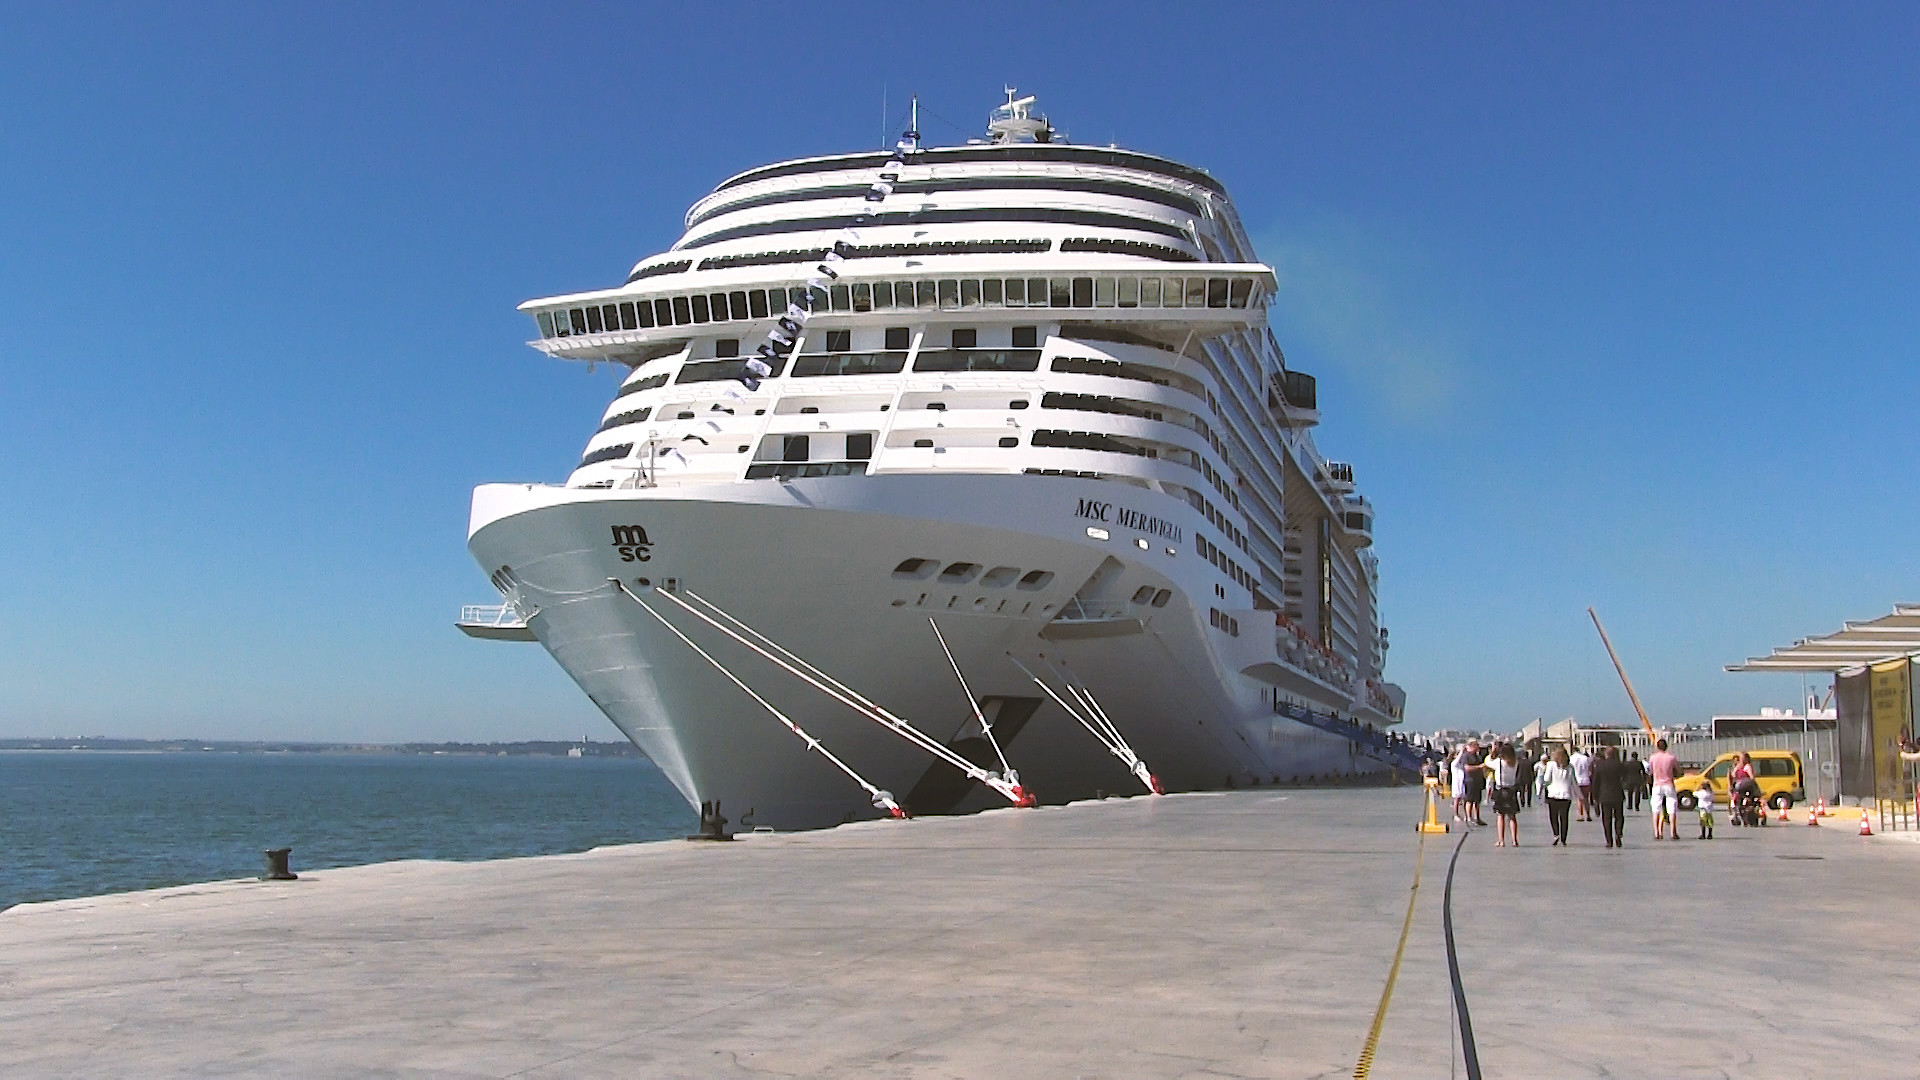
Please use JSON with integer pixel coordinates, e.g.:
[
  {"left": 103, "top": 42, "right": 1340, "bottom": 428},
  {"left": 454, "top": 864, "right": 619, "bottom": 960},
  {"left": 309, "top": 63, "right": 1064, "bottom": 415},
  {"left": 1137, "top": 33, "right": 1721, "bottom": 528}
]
[{"left": 1676, "top": 750, "right": 1805, "bottom": 811}]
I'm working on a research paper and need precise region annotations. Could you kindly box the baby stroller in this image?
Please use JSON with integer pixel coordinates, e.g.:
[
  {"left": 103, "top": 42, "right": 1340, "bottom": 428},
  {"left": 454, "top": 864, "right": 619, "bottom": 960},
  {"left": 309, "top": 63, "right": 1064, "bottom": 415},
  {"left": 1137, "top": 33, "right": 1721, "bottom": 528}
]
[{"left": 1732, "top": 778, "right": 1766, "bottom": 827}]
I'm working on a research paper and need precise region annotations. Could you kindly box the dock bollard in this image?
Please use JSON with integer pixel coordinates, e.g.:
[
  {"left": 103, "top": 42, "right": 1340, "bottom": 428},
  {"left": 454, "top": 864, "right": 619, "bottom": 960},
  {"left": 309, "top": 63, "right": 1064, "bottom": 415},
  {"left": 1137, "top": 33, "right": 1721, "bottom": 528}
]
[
  {"left": 260, "top": 848, "right": 298, "bottom": 881},
  {"left": 687, "top": 801, "right": 734, "bottom": 842}
]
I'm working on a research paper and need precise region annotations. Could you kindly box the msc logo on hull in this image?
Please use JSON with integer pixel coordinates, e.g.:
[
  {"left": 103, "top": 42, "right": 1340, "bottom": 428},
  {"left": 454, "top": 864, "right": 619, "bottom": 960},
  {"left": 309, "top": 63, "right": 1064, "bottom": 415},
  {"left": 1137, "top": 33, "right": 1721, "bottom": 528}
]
[{"left": 610, "top": 524, "right": 653, "bottom": 562}]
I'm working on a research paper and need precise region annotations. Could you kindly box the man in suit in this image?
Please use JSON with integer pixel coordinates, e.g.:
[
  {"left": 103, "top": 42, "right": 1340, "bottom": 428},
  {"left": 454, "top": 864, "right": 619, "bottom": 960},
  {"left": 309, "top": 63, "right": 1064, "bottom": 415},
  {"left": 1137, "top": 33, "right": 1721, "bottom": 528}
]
[{"left": 1592, "top": 746, "right": 1629, "bottom": 848}]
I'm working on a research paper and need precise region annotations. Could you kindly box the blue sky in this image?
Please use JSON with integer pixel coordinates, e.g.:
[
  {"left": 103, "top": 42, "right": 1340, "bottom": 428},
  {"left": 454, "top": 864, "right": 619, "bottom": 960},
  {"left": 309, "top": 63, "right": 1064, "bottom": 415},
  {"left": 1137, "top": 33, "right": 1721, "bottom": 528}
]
[{"left": 2, "top": 3, "right": 1913, "bottom": 741}]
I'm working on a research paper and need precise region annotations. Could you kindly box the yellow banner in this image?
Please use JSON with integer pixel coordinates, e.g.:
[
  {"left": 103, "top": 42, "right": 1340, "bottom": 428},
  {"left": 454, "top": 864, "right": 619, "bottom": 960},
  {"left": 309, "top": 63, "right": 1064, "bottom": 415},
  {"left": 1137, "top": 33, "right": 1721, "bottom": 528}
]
[{"left": 1868, "top": 659, "right": 1913, "bottom": 800}]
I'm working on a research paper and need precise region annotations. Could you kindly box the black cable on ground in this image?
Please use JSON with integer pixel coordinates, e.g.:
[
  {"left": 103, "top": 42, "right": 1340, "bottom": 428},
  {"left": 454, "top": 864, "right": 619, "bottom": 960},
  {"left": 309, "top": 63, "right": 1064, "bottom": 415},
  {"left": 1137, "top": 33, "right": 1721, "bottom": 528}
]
[{"left": 1441, "top": 827, "right": 1482, "bottom": 1080}]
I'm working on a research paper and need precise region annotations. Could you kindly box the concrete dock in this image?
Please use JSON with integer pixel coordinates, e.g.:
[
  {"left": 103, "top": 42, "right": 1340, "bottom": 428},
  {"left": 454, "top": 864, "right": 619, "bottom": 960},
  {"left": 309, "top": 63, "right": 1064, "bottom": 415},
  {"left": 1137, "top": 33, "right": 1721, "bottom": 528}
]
[{"left": 4, "top": 789, "right": 1915, "bottom": 1078}]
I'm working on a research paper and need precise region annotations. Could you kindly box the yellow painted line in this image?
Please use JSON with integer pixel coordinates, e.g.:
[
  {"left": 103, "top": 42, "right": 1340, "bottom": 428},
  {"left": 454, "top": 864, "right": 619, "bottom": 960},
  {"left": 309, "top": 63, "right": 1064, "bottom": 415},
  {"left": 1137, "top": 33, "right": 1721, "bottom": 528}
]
[{"left": 1353, "top": 831, "right": 1428, "bottom": 1079}]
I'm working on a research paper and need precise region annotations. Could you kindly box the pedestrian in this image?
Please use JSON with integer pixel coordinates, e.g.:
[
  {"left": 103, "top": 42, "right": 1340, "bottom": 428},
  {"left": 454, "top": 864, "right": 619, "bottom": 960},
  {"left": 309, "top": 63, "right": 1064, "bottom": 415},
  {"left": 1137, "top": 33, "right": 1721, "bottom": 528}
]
[
  {"left": 1516, "top": 747, "right": 1536, "bottom": 808},
  {"left": 1447, "top": 748, "right": 1467, "bottom": 823},
  {"left": 1592, "top": 746, "right": 1627, "bottom": 848},
  {"left": 1728, "top": 752, "right": 1755, "bottom": 826},
  {"left": 1569, "top": 744, "right": 1594, "bottom": 821},
  {"left": 1647, "top": 738, "right": 1682, "bottom": 840},
  {"left": 1697, "top": 780, "right": 1716, "bottom": 839},
  {"left": 1462, "top": 739, "right": 1487, "bottom": 826},
  {"left": 1540, "top": 747, "right": 1576, "bottom": 846},
  {"left": 1490, "top": 744, "right": 1522, "bottom": 847},
  {"left": 1624, "top": 752, "right": 1645, "bottom": 811}
]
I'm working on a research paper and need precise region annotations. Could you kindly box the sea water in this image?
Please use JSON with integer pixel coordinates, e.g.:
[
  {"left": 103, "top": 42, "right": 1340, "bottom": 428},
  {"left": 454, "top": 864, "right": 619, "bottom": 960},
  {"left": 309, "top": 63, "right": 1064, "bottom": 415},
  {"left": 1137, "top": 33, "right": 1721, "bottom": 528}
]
[{"left": 0, "top": 751, "right": 690, "bottom": 911}]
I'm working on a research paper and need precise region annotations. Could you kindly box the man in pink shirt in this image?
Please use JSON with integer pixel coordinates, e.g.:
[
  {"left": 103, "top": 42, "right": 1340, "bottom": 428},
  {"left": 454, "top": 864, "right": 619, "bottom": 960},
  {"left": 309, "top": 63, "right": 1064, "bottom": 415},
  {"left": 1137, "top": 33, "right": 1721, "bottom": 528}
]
[{"left": 1647, "top": 739, "right": 1681, "bottom": 841}]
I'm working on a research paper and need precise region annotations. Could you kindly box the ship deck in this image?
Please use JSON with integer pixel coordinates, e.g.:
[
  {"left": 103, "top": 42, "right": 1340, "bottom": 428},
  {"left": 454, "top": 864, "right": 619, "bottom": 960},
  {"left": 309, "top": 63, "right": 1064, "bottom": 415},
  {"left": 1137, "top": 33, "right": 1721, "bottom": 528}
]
[{"left": 3, "top": 789, "right": 1914, "bottom": 1077}]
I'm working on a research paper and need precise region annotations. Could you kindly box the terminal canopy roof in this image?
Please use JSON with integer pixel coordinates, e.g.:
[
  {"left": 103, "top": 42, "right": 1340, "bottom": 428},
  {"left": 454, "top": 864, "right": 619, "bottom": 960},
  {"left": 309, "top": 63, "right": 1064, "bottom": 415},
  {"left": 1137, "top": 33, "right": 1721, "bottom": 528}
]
[{"left": 1726, "top": 603, "right": 1920, "bottom": 673}]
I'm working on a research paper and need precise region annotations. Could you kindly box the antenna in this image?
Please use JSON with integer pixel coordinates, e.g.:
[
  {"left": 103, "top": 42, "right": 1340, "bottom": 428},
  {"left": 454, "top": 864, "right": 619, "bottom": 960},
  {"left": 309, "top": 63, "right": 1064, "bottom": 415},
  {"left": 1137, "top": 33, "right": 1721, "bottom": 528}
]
[{"left": 909, "top": 94, "right": 919, "bottom": 138}]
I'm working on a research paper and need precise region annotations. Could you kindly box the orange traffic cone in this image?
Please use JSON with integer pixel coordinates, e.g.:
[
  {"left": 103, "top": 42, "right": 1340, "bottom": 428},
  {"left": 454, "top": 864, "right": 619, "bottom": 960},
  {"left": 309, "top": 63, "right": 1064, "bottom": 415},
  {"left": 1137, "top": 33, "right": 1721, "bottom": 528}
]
[
  {"left": 1815, "top": 797, "right": 1830, "bottom": 817},
  {"left": 1775, "top": 803, "right": 1789, "bottom": 823},
  {"left": 1860, "top": 810, "right": 1874, "bottom": 836},
  {"left": 1807, "top": 807, "right": 1820, "bottom": 827}
]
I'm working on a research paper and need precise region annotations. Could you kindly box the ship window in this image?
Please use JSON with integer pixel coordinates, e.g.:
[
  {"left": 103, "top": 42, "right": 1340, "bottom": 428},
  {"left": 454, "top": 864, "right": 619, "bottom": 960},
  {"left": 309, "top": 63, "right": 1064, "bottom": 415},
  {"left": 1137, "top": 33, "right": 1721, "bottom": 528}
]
[
  {"left": 1094, "top": 278, "right": 1116, "bottom": 307},
  {"left": 617, "top": 302, "right": 636, "bottom": 330},
  {"left": 671, "top": 296, "right": 692, "bottom": 324},
  {"left": 1017, "top": 570, "right": 1053, "bottom": 590},
  {"left": 1009, "top": 400, "right": 1028, "bottom": 409},
  {"left": 852, "top": 283, "right": 872, "bottom": 311},
  {"left": 891, "top": 280, "right": 912, "bottom": 308},
  {"left": 937, "top": 279, "right": 960, "bottom": 309},
  {"left": 748, "top": 290, "right": 769, "bottom": 319},
  {"left": 636, "top": 300, "right": 655, "bottom": 327},
  {"left": 728, "top": 291, "right": 749, "bottom": 320},
  {"left": 980, "top": 566, "right": 1020, "bottom": 588},
  {"left": 885, "top": 326, "right": 910, "bottom": 350},
  {"left": 1050, "top": 278, "right": 1072, "bottom": 307},
  {"left": 809, "top": 285, "right": 830, "bottom": 313},
  {"left": 705, "top": 292, "right": 724, "bottom": 320},
  {"left": 873, "top": 282, "right": 894, "bottom": 309},
  {"left": 782, "top": 434, "right": 809, "bottom": 462},
  {"left": 800, "top": 406, "right": 818, "bottom": 414},
  {"left": 1118, "top": 277, "right": 1139, "bottom": 307},
  {"left": 998, "top": 436, "right": 1019, "bottom": 448},
  {"left": 1229, "top": 277, "right": 1252, "bottom": 308},
  {"left": 847, "top": 432, "right": 872, "bottom": 460},
  {"left": 767, "top": 287, "right": 787, "bottom": 312},
  {"left": 893, "top": 558, "right": 938, "bottom": 579},
  {"left": 1208, "top": 278, "right": 1229, "bottom": 308},
  {"left": 1012, "top": 326, "right": 1037, "bottom": 348},
  {"left": 585, "top": 305, "right": 604, "bottom": 333},
  {"left": 1028, "top": 277, "right": 1049, "bottom": 307},
  {"left": 537, "top": 311, "right": 555, "bottom": 337},
  {"left": 1004, "top": 278, "right": 1026, "bottom": 305},
  {"left": 951, "top": 328, "right": 977, "bottom": 349},
  {"left": 1132, "top": 586, "right": 1156, "bottom": 605},
  {"left": 938, "top": 562, "right": 980, "bottom": 583},
  {"left": 1186, "top": 277, "right": 1208, "bottom": 307},
  {"left": 1161, "top": 278, "right": 1182, "bottom": 308},
  {"left": 1151, "top": 589, "right": 1171, "bottom": 607},
  {"left": 687, "top": 294, "right": 708, "bottom": 323},
  {"left": 653, "top": 299, "right": 672, "bottom": 326},
  {"left": 960, "top": 279, "right": 981, "bottom": 308},
  {"left": 830, "top": 284, "right": 850, "bottom": 311},
  {"left": 715, "top": 338, "right": 740, "bottom": 358},
  {"left": 982, "top": 278, "right": 1003, "bottom": 305},
  {"left": 826, "top": 329, "right": 851, "bottom": 352},
  {"left": 913, "top": 438, "right": 934, "bottom": 448},
  {"left": 926, "top": 402, "right": 946, "bottom": 411},
  {"left": 1071, "top": 278, "right": 1093, "bottom": 307},
  {"left": 1141, "top": 278, "right": 1161, "bottom": 306},
  {"left": 602, "top": 304, "right": 621, "bottom": 330},
  {"left": 916, "top": 281, "right": 937, "bottom": 308}
]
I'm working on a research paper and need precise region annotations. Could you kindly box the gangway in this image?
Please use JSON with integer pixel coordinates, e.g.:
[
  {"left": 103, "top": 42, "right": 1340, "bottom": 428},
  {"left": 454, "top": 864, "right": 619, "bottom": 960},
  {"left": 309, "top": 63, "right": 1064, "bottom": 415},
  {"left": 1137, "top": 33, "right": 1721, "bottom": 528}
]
[{"left": 1274, "top": 698, "right": 1438, "bottom": 773}]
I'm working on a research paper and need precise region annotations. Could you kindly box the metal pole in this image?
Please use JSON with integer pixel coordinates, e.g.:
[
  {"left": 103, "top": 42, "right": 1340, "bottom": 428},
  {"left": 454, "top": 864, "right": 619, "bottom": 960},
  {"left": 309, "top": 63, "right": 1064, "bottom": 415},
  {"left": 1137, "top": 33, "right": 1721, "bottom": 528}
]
[{"left": 1588, "top": 608, "right": 1658, "bottom": 746}]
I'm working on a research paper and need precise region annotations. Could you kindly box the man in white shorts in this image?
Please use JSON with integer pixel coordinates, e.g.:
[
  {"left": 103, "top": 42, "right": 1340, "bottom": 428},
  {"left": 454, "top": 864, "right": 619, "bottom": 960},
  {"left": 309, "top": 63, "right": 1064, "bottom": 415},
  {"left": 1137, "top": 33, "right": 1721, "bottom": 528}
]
[{"left": 1647, "top": 738, "right": 1681, "bottom": 840}]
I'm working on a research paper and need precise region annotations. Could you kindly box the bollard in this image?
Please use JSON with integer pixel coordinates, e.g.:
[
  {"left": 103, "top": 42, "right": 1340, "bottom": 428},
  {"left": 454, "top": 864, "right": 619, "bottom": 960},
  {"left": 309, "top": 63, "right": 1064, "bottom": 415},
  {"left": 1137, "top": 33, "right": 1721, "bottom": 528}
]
[
  {"left": 687, "top": 800, "right": 735, "bottom": 841},
  {"left": 260, "top": 848, "right": 298, "bottom": 881}
]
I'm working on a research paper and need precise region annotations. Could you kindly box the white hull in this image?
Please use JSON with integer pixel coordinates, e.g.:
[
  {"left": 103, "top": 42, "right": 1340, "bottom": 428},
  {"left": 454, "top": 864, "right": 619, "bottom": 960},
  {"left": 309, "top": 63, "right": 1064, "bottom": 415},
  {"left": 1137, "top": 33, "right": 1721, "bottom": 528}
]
[{"left": 470, "top": 474, "right": 1379, "bottom": 829}]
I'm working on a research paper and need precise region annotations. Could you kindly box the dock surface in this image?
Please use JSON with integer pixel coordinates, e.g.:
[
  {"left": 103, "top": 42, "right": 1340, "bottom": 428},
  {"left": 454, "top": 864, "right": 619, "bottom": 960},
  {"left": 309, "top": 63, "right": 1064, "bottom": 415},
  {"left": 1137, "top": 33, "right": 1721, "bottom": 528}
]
[{"left": 4, "top": 789, "right": 1915, "bottom": 1078}]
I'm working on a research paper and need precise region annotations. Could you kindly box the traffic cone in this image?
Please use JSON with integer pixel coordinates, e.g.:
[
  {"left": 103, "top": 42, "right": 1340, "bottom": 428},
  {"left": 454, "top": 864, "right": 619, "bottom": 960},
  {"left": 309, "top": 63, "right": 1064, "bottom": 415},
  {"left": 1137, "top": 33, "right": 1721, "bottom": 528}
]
[
  {"left": 1815, "top": 797, "right": 1830, "bottom": 818},
  {"left": 1775, "top": 803, "right": 1789, "bottom": 823},
  {"left": 1807, "top": 807, "right": 1820, "bottom": 827},
  {"left": 1860, "top": 810, "right": 1873, "bottom": 836}
]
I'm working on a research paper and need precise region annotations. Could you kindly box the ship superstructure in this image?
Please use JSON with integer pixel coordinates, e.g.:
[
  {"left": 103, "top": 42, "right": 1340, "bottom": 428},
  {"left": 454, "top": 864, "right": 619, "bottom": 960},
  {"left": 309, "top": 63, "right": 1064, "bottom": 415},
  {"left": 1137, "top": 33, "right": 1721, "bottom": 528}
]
[{"left": 464, "top": 94, "right": 1405, "bottom": 828}]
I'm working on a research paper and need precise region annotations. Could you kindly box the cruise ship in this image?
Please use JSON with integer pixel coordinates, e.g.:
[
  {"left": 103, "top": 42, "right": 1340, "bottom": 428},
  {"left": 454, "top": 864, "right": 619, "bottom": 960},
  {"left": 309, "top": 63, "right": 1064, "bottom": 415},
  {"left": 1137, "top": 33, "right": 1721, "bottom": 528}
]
[{"left": 462, "top": 93, "right": 1406, "bottom": 829}]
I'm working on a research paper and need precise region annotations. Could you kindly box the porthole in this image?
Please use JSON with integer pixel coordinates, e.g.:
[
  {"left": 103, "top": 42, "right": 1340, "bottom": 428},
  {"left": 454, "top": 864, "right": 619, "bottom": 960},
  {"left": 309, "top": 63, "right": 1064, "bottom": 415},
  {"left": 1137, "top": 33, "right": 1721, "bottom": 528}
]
[
  {"left": 913, "top": 438, "right": 934, "bottom": 448},
  {"left": 892, "top": 558, "right": 938, "bottom": 579},
  {"left": 1086, "top": 526, "right": 1110, "bottom": 541},
  {"left": 938, "top": 562, "right": 981, "bottom": 584},
  {"left": 1009, "top": 400, "right": 1029, "bottom": 410},
  {"left": 998, "top": 437, "right": 1019, "bottom": 448},
  {"left": 1151, "top": 589, "right": 1172, "bottom": 608},
  {"left": 1131, "top": 586, "right": 1156, "bottom": 605},
  {"left": 980, "top": 566, "right": 1020, "bottom": 588},
  {"left": 1017, "top": 570, "right": 1054, "bottom": 591}
]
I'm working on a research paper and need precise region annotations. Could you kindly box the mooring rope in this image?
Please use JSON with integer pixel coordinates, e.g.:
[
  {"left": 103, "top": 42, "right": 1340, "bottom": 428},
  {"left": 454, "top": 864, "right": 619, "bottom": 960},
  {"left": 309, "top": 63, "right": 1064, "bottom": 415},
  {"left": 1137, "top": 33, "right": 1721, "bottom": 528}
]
[
  {"left": 1441, "top": 827, "right": 1482, "bottom": 1080},
  {"left": 1351, "top": 832, "right": 1428, "bottom": 1078}
]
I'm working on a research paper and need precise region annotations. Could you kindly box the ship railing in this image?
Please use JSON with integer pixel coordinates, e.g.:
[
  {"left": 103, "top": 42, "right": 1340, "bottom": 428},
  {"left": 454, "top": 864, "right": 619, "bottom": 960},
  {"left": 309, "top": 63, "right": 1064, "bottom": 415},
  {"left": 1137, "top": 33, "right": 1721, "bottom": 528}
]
[{"left": 459, "top": 604, "right": 528, "bottom": 629}]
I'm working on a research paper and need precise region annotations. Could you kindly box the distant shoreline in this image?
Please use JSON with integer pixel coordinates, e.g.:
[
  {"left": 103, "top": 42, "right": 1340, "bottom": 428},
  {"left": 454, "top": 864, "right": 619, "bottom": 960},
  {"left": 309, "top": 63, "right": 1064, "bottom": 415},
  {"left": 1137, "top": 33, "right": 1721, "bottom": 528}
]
[{"left": 0, "top": 738, "right": 646, "bottom": 758}]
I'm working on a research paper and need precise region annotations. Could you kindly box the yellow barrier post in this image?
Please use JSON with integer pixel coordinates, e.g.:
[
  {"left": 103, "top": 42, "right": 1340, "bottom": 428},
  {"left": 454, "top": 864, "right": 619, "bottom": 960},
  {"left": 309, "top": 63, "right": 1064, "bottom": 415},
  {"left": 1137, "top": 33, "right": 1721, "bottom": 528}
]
[{"left": 1418, "top": 776, "right": 1451, "bottom": 834}]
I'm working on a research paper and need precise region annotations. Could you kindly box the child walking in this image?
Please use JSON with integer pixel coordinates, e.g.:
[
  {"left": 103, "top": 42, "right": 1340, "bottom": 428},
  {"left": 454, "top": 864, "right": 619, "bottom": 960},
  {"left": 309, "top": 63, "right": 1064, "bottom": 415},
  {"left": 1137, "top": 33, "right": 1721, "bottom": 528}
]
[{"left": 1696, "top": 784, "right": 1715, "bottom": 840}]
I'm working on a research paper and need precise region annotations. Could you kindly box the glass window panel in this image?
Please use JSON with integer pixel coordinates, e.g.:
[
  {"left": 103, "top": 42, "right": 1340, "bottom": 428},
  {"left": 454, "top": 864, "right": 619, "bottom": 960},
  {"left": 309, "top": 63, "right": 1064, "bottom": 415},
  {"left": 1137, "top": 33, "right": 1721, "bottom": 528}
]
[
  {"left": 1029, "top": 278, "right": 1049, "bottom": 307},
  {"left": 635, "top": 299, "right": 654, "bottom": 327},
  {"left": 916, "top": 280, "right": 936, "bottom": 308},
  {"left": 766, "top": 287, "right": 787, "bottom": 312},
  {"left": 873, "top": 281, "right": 893, "bottom": 309},
  {"left": 618, "top": 302, "right": 637, "bottom": 330},
  {"left": 707, "top": 293, "right": 727, "bottom": 320},
  {"left": 1207, "top": 278, "right": 1228, "bottom": 308},
  {"left": 1186, "top": 277, "right": 1208, "bottom": 307},
  {"left": 1228, "top": 277, "right": 1252, "bottom": 309},
  {"left": 1141, "top": 278, "right": 1161, "bottom": 306},
  {"left": 1002, "top": 278, "right": 1024, "bottom": 306},
  {"left": 585, "top": 305, "right": 604, "bottom": 333},
  {"left": 937, "top": 279, "right": 960, "bottom": 309},
  {"left": 830, "top": 284, "right": 850, "bottom": 311},
  {"left": 826, "top": 329, "right": 851, "bottom": 352},
  {"left": 1050, "top": 278, "right": 1072, "bottom": 307},
  {"left": 653, "top": 299, "right": 672, "bottom": 326},
  {"left": 809, "top": 285, "right": 830, "bottom": 312},
  {"left": 1094, "top": 278, "right": 1116, "bottom": 307},
  {"left": 1011, "top": 325, "right": 1037, "bottom": 348},
  {"left": 852, "top": 282, "right": 872, "bottom": 312},
  {"left": 729, "top": 291, "right": 749, "bottom": 320},
  {"left": 537, "top": 311, "right": 555, "bottom": 337},
  {"left": 1071, "top": 277, "right": 1093, "bottom": 307},
  {"left": 982, "top": 278, "right": 1003, "bottom": 306},
  {"left": 602, "top": 304, "right": 620, "bottom": 329},
  {"left": 748, "top": 290, "right": 769, "bottom": 319},
  {"left": 951, "top": 328, "right": 977, "bottom": 348},
  {"left": 1162, "top": 278, "right": 1183, "bottom": 307},
  {"left": 690, "top": 294, "right": 711, "bottom": 323},
  {"left": 1117, "top": 277, "right": 1139, "bottom": 307},
  {"left": 569, "top": 308, "right": 587, "bottom": 333},
  {"left": 671, "top": 296, "right": 692, "bottom": 324},
  {"left": 960, "top": 279, "right": 981, "bottom": 308},
  {"left": 715, "top": 338, "right": 740, "bottom": 358},
  {"left": 885, "top": 326, "right": 910, "bottom": 350}
]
